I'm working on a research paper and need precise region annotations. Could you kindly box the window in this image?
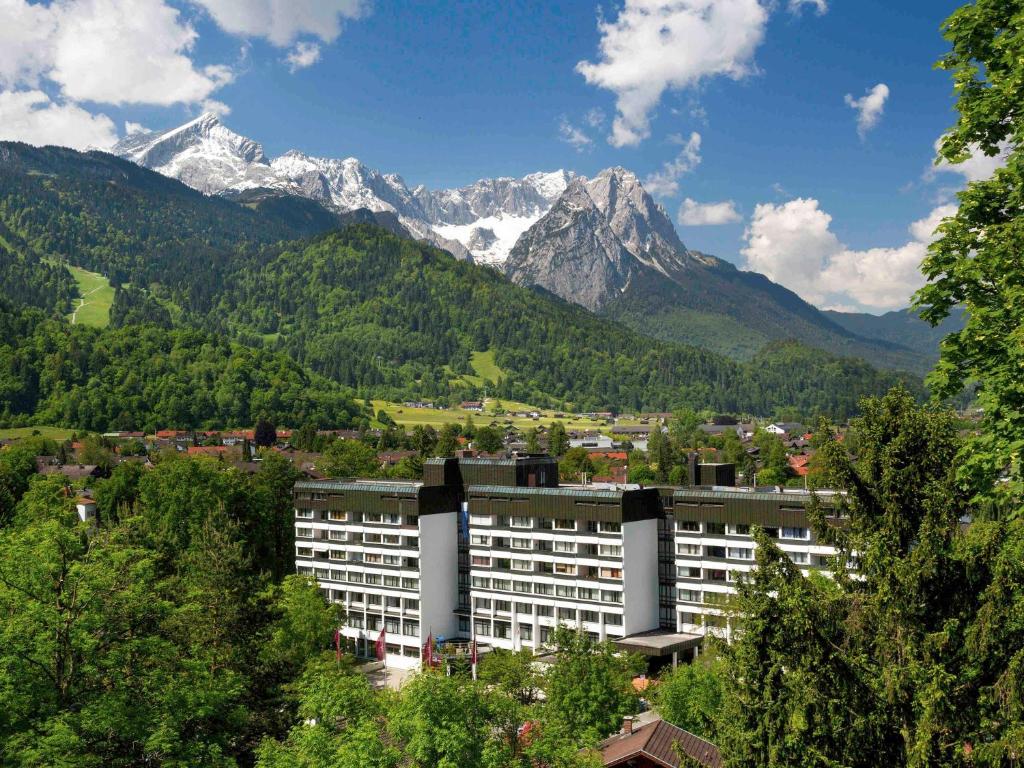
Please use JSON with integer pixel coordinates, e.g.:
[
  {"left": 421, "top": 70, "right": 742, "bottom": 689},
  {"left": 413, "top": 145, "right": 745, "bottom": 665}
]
[
  {"left": 706, "top": 522, "right": 726, "bottom": 535},
  {"left": 493, "top": 621, "right": 512, "bottom": 639},
  {"left": 472, "top": 577, "right": 491, "bottom": 589},
  {"left": 475, "top": 621, "right": 491, "bottom": 637},
  {"left": 678, "top": 589, "right": 701, "bottom": 602},
  {"left": 677, "top": 542, "right": 700, "bottom": 556},
  {"left": 604, "top": 612, "right": 623, "bottom": 626},
  {"left": 520, "top": 625, "right": 533, "bottom": 641},
  {"left": 403, "top": 620, "right": 419, "bottom": 636},
  {"left": 296, "top": 509, "right": 314, "bottom": 519},
  {"left": 511, "top": 537, "right": 532, "bottom": 550},
  {"left": 600, "top": 522, "right": 621, "bottom": 533},
  {"left": 364, "top": 553, "right": 382, "bottom": 565},
  {"left": 470, "top": 514, "right": 492, "bottom": 526},
  {"left": 553, "top": 540, "right": 575, "bottom": 553},
  {"left": 458, "top": 617, "right": 470, "bottom": 633},
  {"left": 705, "top": 545, "right": 726, "bottom": 558},
  {"left": 348, "top": 572, "right": 364, "bottom": 583},
  {"left": 556, "top": 585, "right": 577, "bottom": 598},
  {"left": 400, "top": 577, "right": 419, "bottom": 590},
  {"left": 385, "top": 618, "right": 400, "bottom": 633},
  {"left": 380, "top": 554, "right": 400, "bottom": 566},
  {"left": 782, "top": 527, "right": 808, "bottom": 540},
  {"left": 578, "top": 587, "right": 598, "bottom": 601},
  {"left": 600, "top": 567, "right": 622, "bottom": 579},
  {"left": 315, "top": 568, "right": 330, "bottom": 579},
  {"left": 676, "top": 520, "right": 700, "bottom": 532},
  {"left": 328, "top": 530, "right": 346, "bottom": 541},
  {"left": 328, "top": 510, "right": 347, "bottom": 521},
  {"left": 511, "top": 516, "right": 532, "bottom": 528},
  {"left": 404, "top": 536, "right": 419, "bottom": 549},
  {"left": 384, "top": 575, "right": 399, "bottom": 587},
  {"left": 331, "top": 569, "right": 345, "bottom": 581},
  {"left": 516, "top": 602, "right": 533, "bottom": 614},
  {"left": 536, "top": 604, "right": 553, "bottom": 617},
  {"left": 494, "top": 600, "right": 512, "bottom": 613},
  {"left": 382, "top": 534, "right": 400, "bottom": 545},
  {"left": 492, "top": 579, "right": 511, "bottom": 592},
  {"left": 363, "top": 533, "right": 382, "bottom": 544},
  {"left": 365, "top": 574, "right": 381, "bottom": 585},
  {"left": 296, "top": 547, "right": 313, "bottom": 558},
  {"left": 554, "top": 562, "right": 576, "bottom": 576},
  {"left": 731, "top": 524, "right": 751, "bottom": 535},
  {"left": 386, "top": 596, "right": 401, "bottom": 609},
  {"left": 513, "top": 581, "right": 532, "bottom": 594},
  {"left": 598, "top": 544, "right": 622, "bottom": 557},
  {"left": 536, "top": 562, "right": 553, "bottom": 574},
  {"left": 539, "top": 627, "right": 551, "bottom": 643},
  {"left": 580, "top": 609, "right": 598, "bottom": 623},
  {"left": 494, "top": 558, "right": 511, "bottom": 570},
  {"left": 329, "top": 550, "right": 345, "bottom": 561},
  {"left": 537, "top": 518, "right": 553, "bottom": 530},
  {"left": 601, "top": 590, "right": 622, "bottom": 603},
  {"left": 471, "top": 535, "right": 491, "bottom": 546},
  {"left": 677, "top": 566, "right": 701, "bottom": 578},
  {"left": 727, "top": 547, "right": 753, "bottom": 560},
  {"left": 789, "top": 552, "right": 808, "bottom": 564},
  {"left": 474, "top": 597, "right": 492, "bottom": 610},
  {"left": 296, "top": 527, "right": 313, "bottom": 538},
  {"left": 471, "top": 556, "right": 491, "bottom": 567},
  {"left": 534, "top": 583, "right": 553, "bottom": 596},
  {"left": 706, "top": 569, "right": 728, "bottom": 582},
  {"left": 557, "top": 607, "right": 575, "bottom": 620},
  {"left": 553, "top": 519, "right": 576, "bottom": 531},
  {"left": 367, "top": 594, "right": 382, "bottom": 605},
  {"left": 383, "top": 513, "right": 400, "bottom": 525},
  {"left": 404, "top": 598, "right": 419, "bottom": 610},
  {"left": 511, "top": 559, "right": 532, "bottom": 572}
]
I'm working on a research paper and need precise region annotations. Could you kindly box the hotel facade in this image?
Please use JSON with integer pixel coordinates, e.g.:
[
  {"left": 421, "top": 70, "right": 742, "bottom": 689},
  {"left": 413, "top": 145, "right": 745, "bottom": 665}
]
[{"left": 293, "top": 455, "right": 841, "bottom": 669}]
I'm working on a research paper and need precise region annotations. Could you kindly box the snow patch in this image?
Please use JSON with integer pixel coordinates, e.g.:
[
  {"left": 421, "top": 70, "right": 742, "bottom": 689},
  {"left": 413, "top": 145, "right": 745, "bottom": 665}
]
[{"left": 433, "top": 213, "right": 543, "bottom": 266}]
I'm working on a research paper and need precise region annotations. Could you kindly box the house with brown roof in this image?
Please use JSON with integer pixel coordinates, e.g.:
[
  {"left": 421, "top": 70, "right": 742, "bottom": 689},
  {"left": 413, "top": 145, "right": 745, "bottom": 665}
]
[{"left": 593, "top": 716, "right": 722, "bottom": 768}]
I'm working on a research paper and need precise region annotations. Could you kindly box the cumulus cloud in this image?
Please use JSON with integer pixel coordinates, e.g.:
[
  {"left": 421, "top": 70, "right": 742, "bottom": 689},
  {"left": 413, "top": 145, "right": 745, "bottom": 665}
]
[
  {"left": 643, "top": 131, "right": 702, "bottom": 197},
  {"left": 844, "top": 83, "right": 889, "bottom": 138},
  {"left": 0, "top": 89, "right": 118, "bottom": 149},
  {"left": 576, "top": 0, "right": 768, "bottom": 147},
  {"left": 929, "top": 136, "right": 1010, "bottom": 182},
  {"left": 0, "top": 0, "right": 233, "bottom": 108},
  {"left": 789, "top": 0, "right": 827, "bottom": 14},
  {"left": 191, "top": 0, "right": 369, "bottom": 47},
  {"left": 285, "top": 41, "right": 321, "bottom": 72},
  {"left": 678, "top": 198, "right": 741, "bottom": 225},
  {"left": 741, "top": 197, "right": 956, "bottom": 312},
  {"left": 124, "top": 120, "right": 148, "bottom": 135},
  {"left": 558, "top": 117, "right": 593, "bottom": 151}
]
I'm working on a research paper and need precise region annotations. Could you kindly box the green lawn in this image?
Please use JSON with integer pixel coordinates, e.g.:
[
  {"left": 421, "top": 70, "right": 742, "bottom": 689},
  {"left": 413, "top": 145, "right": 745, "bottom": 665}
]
[
  {"left": 470, "top": 350, "right": 504, "bottom": 382},
  {"left": 0, "top": 426, "right": 75, "bottom": 442},
  {"left": 66, "top": 266, "right": 114, "bottom": 328},
  {"left": 369, "top": 399, "right": 619, "bottom": 432}
]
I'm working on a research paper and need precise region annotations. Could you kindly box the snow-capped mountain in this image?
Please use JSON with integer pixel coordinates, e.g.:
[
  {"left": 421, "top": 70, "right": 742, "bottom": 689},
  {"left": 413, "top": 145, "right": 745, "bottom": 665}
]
[
  {"left": 505, "top": 167, "right": 720, "bottom": 311},
  {"left": 111, "top": 113, "right": 569, "bottom": 264}
]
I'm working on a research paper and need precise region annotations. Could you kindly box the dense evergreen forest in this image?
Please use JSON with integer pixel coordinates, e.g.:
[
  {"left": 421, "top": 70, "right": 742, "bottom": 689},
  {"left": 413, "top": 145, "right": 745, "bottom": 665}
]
[{"left": 0, "top": 143, "right": 918, "bottom": 423}]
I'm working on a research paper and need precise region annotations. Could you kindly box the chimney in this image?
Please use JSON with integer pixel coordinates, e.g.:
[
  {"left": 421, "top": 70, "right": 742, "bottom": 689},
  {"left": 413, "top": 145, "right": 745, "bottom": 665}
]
[{"left": 622, "top": 716, "right": 635, "bottom": 735}]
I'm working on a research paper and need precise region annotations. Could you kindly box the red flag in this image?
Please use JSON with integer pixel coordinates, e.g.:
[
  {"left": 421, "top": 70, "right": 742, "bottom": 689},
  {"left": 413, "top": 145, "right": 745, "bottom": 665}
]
[
  {"left": 422, "top": 632, "right": 434, "bottom": 667},
  {"left": 470, "top": 636, "right": 478, "bottom": 665},
  {"left": 375, "top": 628, "right": 386, "bottom": 661},
  {"left": 334, "top": 628, "right": 342, "bottom": 661}
]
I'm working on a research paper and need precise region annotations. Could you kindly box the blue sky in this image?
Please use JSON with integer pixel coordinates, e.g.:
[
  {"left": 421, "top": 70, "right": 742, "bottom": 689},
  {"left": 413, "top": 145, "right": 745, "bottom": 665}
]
[{"left": 0, "top": 0, "right": 985, "bottom": 312}]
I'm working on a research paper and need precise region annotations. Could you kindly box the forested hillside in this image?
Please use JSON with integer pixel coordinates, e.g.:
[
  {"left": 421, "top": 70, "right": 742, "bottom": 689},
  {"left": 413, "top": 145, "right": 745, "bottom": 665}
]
[
  {"left": 0, "top": 301, "right": 364, "bottom": 431},
  {"left": 0, "top": 142, "right": 921, "bottom": 419}
]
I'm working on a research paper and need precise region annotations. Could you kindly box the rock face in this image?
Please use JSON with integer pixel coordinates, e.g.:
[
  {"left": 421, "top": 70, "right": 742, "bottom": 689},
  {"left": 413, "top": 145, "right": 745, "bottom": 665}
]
[
  {"left": 111, "top": 113, "right": 568, "bottom": 263},
  {"left": 505, "top": 167, "right": 720, "bottom": 311}
]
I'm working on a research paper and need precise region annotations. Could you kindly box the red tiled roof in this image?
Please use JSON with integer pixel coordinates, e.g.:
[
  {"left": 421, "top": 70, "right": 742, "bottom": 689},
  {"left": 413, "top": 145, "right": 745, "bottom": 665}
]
[
  {"left": 596, "top": 719, "right": 722, "bottom": 768},
  {"left": 187, "top": 446, "right": 228, "bottom": 456}
]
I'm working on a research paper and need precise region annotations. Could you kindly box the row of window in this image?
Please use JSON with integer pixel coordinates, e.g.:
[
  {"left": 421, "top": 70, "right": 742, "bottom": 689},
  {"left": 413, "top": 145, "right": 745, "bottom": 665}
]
[
  {"left": 470, "top": 576, "right": 623, "bottom": 602},
  {"left": 470, "top": 556, "right": 622, "bottom": 580},
  {"left": 471, "top": 597, "right": 623, "bottom": 624},
  {"left": 295, "top": 528, "right": 420, "bottom": 548},
  {"left": 296, "top": 565, "right": 419, "bottom": 590},
  {"left": 469, "top": 535, "right": 622, "bottom": 557},
  {"left": 469, "top": 515, "right": 622, "bottom": 534},
  {"left": 335, "top": 592, "right": 420, "bottom": 611},
  {"left": 676, "top": 521, "right": 810, "bottom": 540},
  {"left": 296, "top": 509, "right": 419, "bottom": 527},
  {"left": 296, "top": 547, "right": 420, "bottom": 568}
]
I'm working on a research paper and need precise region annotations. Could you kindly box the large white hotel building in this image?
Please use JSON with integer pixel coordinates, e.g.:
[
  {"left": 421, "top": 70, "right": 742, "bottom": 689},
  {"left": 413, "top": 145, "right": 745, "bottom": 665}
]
[{"left": 293, "top": 455, "right": 841, "bottom": 669}]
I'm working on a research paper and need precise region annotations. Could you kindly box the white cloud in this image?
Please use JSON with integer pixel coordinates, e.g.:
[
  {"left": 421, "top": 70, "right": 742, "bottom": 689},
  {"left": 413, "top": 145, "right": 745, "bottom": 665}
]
[
  {"left": 200, "top": 98, "right": 231, "bottom": 116},
  {"left": 929, "top": 136, "right": 1010, "bottom": 182},
  {"left": 576, "top": 0, "right": 768, "bottom": 147},
  {"left": 0, "top": 89, "right": 118, "bottom": 149},
  {"left": 285, "top": 41, "right": 321, "bottom": 72},
  {"left": 585, "top": 107, "right": 606, "bottom": 128},
  {"left": 678, "top": 198, "right": 741, "bottom": 225},
  {"left": 0, "top": 0, "right": 233, "bottom": 107},
  {"left": 789, "top": 0, "right": 827, "bottom": 14},
  {"left": 844, "top": 83, "right": 889, "bottom": 139},
  {"left": 192, "top": 0, "right": 369, "bottom": 47},
  {"left": 643, "top": 131, "right": 702, "bottom": 197},
  {"left": 124, "top": 120, "right": 148, "bottom": 135},
  {"left": 559, "top": 117, "right": 593, "bottom": 151},
  {"left": 741, "top": 197, "right": 955, "bottom": 312}
]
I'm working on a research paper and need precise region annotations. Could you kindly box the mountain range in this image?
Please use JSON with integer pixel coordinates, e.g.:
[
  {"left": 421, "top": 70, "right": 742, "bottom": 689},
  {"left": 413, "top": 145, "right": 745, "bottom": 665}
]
[{"left": 111, "top": 114, "right": 953, "bottom": 374}]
